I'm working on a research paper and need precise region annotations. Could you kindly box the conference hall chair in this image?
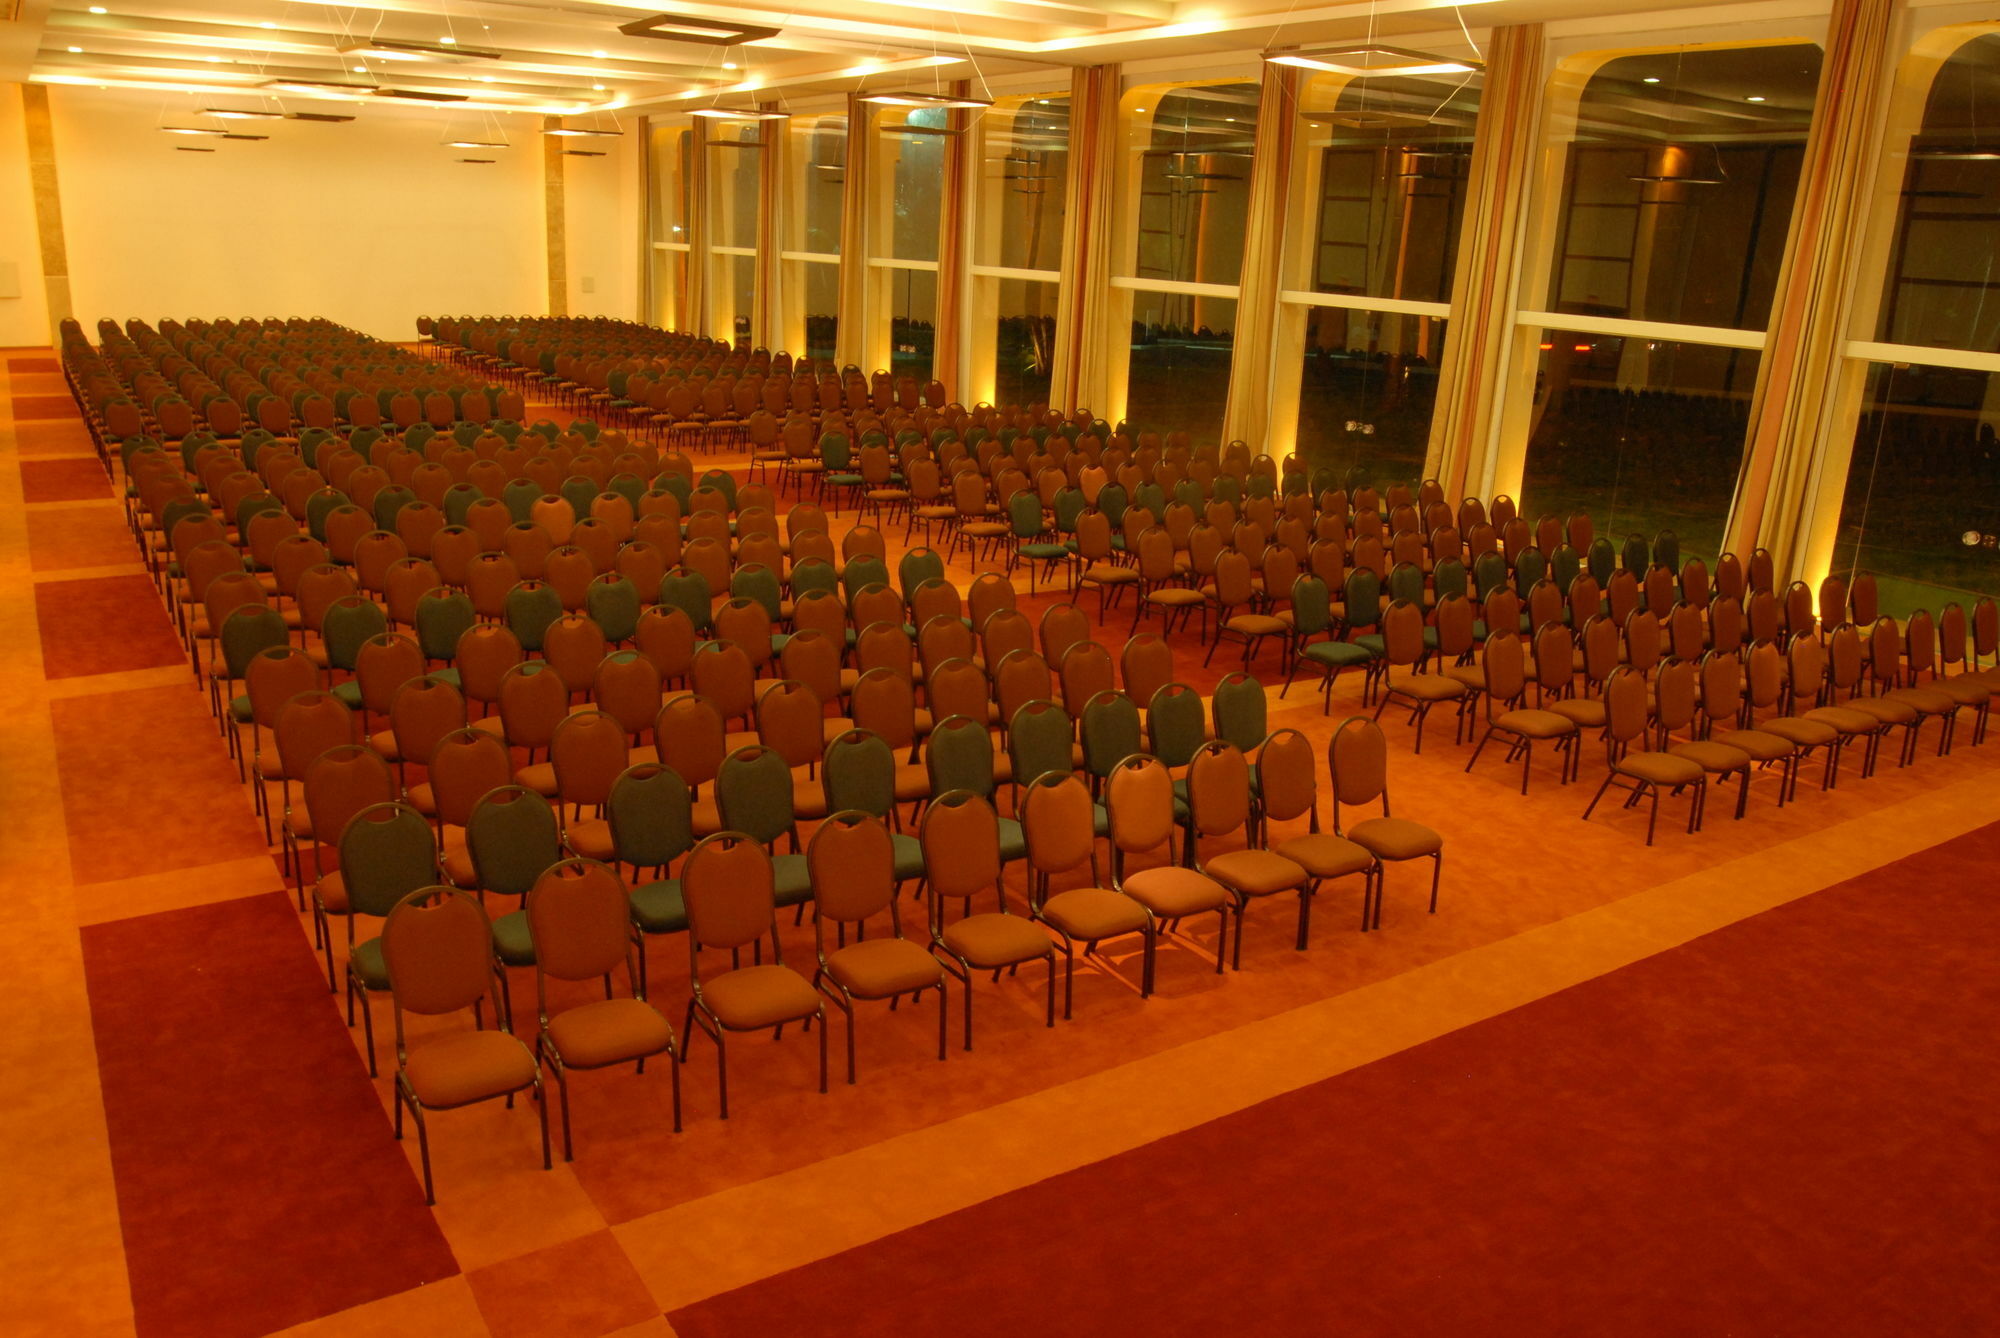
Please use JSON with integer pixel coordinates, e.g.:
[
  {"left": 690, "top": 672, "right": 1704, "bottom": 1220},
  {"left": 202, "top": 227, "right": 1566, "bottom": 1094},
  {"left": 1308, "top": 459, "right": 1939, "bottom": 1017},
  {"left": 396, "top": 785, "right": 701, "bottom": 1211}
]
[{"left": 1327, "top": 717, "right": 1443, "bottom": 930}]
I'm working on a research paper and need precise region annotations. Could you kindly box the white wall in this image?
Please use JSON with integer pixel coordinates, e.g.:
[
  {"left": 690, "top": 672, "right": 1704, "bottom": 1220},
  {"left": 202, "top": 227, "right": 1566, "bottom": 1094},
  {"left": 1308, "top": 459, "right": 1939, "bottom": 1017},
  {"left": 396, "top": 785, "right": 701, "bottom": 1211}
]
[
  {"left": 0, "top": 84, "right": 52, "bottom": 347},
  {"left": 563, "top": 131, "right": 641, "bottom": 321},
  {"left": 47, "top": 85, "right": 550, "bottom": 342}
]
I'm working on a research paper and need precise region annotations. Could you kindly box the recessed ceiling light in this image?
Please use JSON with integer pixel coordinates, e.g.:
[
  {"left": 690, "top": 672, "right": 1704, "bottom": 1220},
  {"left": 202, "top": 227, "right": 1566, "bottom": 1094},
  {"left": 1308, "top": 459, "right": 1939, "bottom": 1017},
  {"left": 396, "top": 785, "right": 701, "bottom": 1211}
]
[
  {"left": 722, "top": 61, "right": 738, "bottom": 70},
  {"left": 258, "top": 20, "right": 276, "bottom": 28},
  {"left": 592, "top": 50, "right": 607, "bottom": 58},
  {"left": 88, "top": 5, "right": 106, "bottom": 11},
  {"left": 1746, "top": 95, "right": 1766, "bottom": 102},
  {"left": 1642, "top": 77, "right": 1661, "bottom": 84},
  {"left": 592, "top": 84, "right": 605, "bottom": 91},
  {"left": 440, "top": 37, "right": 456, "bottom": 44},
  {"left": 352, "top": 66, "right": 366, "bottom": 73},
  {"left": 1266, "top": 44, "right": 1482, "bottom": 77},
  {"left": 67, "top": 46, "right": 82, "bottom": 53}
]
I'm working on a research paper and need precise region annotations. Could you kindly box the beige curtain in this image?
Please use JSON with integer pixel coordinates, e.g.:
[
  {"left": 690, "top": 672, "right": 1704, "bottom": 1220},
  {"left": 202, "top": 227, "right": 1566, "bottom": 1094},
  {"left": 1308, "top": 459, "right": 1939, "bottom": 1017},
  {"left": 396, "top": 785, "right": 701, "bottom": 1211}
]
[
  {"left": 1722, "top": 0, "right": 1902, "bottom": 577},
  {"left": 685, "top": 117, "right": 709, "bottom": 340},
  {"left": 1220, "top": 64, "right": 1300, "bottom": 451},
  {"left": 1050, "top": 64, "right": 1121, "bottom": 415},
  {"left": 1424, "top": 23, "right": 1545, "bottom": 499},
  {"left": 835, "top": 96, "right": 874, "bottom": 369},
  {"left": 933, "top": 83, "right": 975, "bottom": 398},
  {"left": 543, "top": 115, "right": 569, "bottom": 317},
  {"left": 754, "top": 104, "right": 787, "bottom": 351}
]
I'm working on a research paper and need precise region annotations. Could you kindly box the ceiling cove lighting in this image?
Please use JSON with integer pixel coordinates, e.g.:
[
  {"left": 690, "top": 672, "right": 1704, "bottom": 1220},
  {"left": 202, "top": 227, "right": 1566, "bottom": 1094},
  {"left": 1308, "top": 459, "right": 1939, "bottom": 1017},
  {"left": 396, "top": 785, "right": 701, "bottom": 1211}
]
[
  {"left": 446, "top": 139, "right": 507, "bottom": 148},
  {"left": 1266, "top": 45, "right": 1483, "bottom": 77},
  {"left": 286, "top": 111, "right": 357, "bottom": 122},
  {"left": 617, "top": 14, "right": 780, "bottom": 45},
  {"left": 544, "top": 124, "right": 624, "bottom": 136},
  {"left": 1911, "top": 146, "right": 2000, "bottom": 161},
  {"left": 201, "top": 108, "right": 284, "bottom": 119},
  {"left": 262, "top": 78, "right": 375, "bottom": 92},
  {"left": 689, "top": 106, "right": 786, "bottom": 120},
  {"left": 858, "top": 90, "right": 992, "bottom": 109},
  {"left": 339, "top": 38, "right": 503, "bottom": 61}
]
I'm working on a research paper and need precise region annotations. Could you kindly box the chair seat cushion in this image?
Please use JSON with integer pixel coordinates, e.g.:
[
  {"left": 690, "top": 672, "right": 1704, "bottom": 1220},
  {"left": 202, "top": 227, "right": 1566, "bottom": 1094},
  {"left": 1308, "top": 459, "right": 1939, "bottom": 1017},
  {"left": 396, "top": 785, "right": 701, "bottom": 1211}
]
[
  {"left": 1148, "top": 588, "right": 1205, "bottom": 607},
  {"left": 1930, "top": 676, "right": 1993, "bottom": 707},
  {"left": 442, "top": 844, "right": 476, "bottom": 888},
  {"left": 349, "top": 936, "right": 389, "bottom": 990},
  {"left": 1844, "top": 696, "right": 1917, "bottom": 725},
  {"left": 514, "top": 761, "right": 558, "bottom": 796},
  {"left": 546, "top": 998, "right": 675, "bottom": 1069},
  {"left": 1803, "top": 705, "right": 1877, "bottom": 734},
  {"left": 1440, "top": 663, "right": 1485, "bottom": 690},
  {"left": 700, "top": 964, "right": 821, "bottom": 1030},
  {"left": 1494, "top": 708, "right": 1575, "bottom": 739},
  {"left": 772, "top": 852, "right": 813, "bottom": 906},
  {"left": 1302, "top": 640, "right": 1377, "bottom": 668},
  {"left": 1616, "top": 751, "right": 1705, "bottom": 786},
  {"left": 1082, "top": 564, "right": 1138, "bottom": 584},
  {"left": 890, "top": 832, "right": 927, "bottom": 882},
  {"left": 996, "top": 816, "right": 1027, "bottom": 861},
  {"left": 826, "top": 937, "right": 944, "bottom": 999},
  {"left": 1274, "top": 833, "right": 1375, "bottom": 880},
  {"left": 942, "top": 913, "right": 1051, "bottom": 969},
  {"left": 1039, "top": 887, "right": 1148, "bottom": 941},
  {"left": 1202, "top": 849, "right": 1308, "bottom": 897},
  {"left": 1388, "top": 673, "right": 1464, "bottom": 702},
  {"left": 314, "top": 871, "right": 348, "bottom": 914},
  {"left": 629, "top": 878, "right": 687, "bottom": 934},
  {"left": 404, "top": 1030, "right": 539, "bottom": 1109},
  {"left": 1347, "top": 816, "right": 1442, "bottom": 861},
  {"left": 1020, "top": 543, "right": 1070, "bottom": 561},
  {"left": 1756, "top": 716, "right": 1838, "bottom": 747},
  {"left": 491, "top": 909, "right": 536, "bottom": 965},
  {"left": 1670, "top": 740, "right": 1752, "bottom": 772},
  {"left": 1122, "top": 865, "right": 1230, "bottom": 917},
  {"left": 1225, "top": 614, "right": 1287, "bottom": 637},
  {"left": 1549, "top": 698, "right": 1605, "bottom": 728},
  {"left": 1884, "top": 687, "right": 1955, "bottom": 716},
  {"left": 1710, "top": 728, "right": 1795, "bottom": 762},
  {"left": 564, "top": 817, "right": 617, "bottom": 861}
]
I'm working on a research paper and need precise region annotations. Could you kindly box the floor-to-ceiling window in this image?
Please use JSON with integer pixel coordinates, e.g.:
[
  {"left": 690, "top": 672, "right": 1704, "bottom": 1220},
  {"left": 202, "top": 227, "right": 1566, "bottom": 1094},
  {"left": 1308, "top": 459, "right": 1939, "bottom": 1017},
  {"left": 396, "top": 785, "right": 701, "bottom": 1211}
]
[
  {"left": 782, "top": 112, "right": 845, "bottom": 363},
  {"left": 970, "top": 91, "right": 1067, "bottom": 407},
  {"left": 645, "top": 117, "right": 692, "bottom": 330},
  {"left": 1515, "top": 41, "right": 1822, "bottom": 560},
  {"left": 1275, "top": 67, "right": 1478, "bottom": 483},
  {"left": 1111, "top": 78, "right": 1259, "bottom": 438},
  {"left": 1834, "top": 23, "right": 2000, "bottom": 616},
  {"left": 871, "top": 105, "right": 948, "bottom": 381},
  {"left": 705, "top": 119, "right": 763, "bottom": 348}
]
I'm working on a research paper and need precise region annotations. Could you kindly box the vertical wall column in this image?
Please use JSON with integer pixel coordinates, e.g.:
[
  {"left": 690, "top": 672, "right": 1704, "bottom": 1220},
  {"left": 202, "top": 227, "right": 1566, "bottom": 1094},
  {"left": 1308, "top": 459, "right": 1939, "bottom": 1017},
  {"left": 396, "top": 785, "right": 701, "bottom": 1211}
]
[
  {"left": 1050, "top": 63, "right": 1121, "bottom": 416},
  {"left": 835, "top": 95, "right": 874, "bottom": 370},
  {"left": 756, "top": 102, "right": 787, "bottom": 350},
  {"left": 1424, "top": 23, "right": 1544, "bottom": 500},
  {"left": 686, "top": 117, "right": 710, "bottom": 339},
  {"left": 542, "top": 115, "right": 568, "bottom": 317},
  {"left": 23, "top": 86, "right": 74, "bottom": 340},
  {"left": 934, "top": 82, "right": 975, "bottom": 397},
  {"left": 1723, "top": 0, "right": 1904, "bottom": 581},
  {"left": 1220, "top": 63, "right": 1300, "bottom": 451}
]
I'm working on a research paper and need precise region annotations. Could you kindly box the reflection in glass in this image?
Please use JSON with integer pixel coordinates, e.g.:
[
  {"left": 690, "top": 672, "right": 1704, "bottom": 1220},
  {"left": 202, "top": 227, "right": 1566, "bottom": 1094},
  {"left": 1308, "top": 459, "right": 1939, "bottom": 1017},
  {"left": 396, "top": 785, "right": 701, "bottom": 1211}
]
[
  {"left": 1546, "top": 45, "right": 1821, "bottom": 330},
  {"left": 792, "top": 261, "right": 839, "bottom": 363},
  {"left": 710, "top": 255, "right": 755, "bottom": 349},
  {"left": 994, "top": 278, "right": 1059, "bottom": 407},
  {"left": 790, "top": 115, "right": 847, "bottom": 256},
  {"left": 1295, "top": 72, "right": 1478, "bottom": 302},
  {"left": 1129, "top": 83, "right": 1258, "bottom": 286},
  {"left": 1519, "top": 330, "right": 1759, "bottom": 559},
  {"left": 1293, "top": 308, "right": 1447, "bottom": 483},
  {"left": 886, "top": 268, "right": 937, "bottom": 381},
  {"left": 1877, "top": 34, "right": 2000, "bottom": 353},
  {"left": 1832, "top": 362, "right": 2000, "bottom": 617},
  {"left": 980, "top": 96, "right": 1068, "bottom": 271},
  {"left": 883, "top": 107, "right": 949, "bottom": 262},
  {"left": 1124, "top": 295, "right": 1236, "bottom": 439}
]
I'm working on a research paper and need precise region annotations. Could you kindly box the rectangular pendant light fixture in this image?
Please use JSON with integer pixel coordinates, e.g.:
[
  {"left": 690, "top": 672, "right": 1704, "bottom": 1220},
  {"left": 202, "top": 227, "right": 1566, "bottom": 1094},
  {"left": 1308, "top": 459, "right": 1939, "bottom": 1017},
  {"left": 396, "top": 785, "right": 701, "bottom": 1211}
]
[
  {"left": 690, "top": 107, "right": 787, "bottom": 121},
  {"left": 287, "top": 112, "right": 357, "bottom": 122},
  {"left": 543, "top": 125, "right": 623, "bottom": 136},
  {"left": 375, "top": 88, "right": 469, "bottom": 102},
  {"left": 261, "top": 78, "right": 374, "bottom": 93},
  {"left": 159, "top": 125, "right": 228, "bottom": 136},
  {"left": 201, "top": 108, "right": 284, "bottom": 120},
  {"left": 339, "top": 38, "right": 503, "bottom": 61},
  {"left": 617, "top": 15, "right": 780, "bottom": 45},
  {"left": 1267, "top": 45, "right": 1482, "bottom": 77},
  {"left": 446, "top": 140, "right": 508, "bottom": 148},
  {"left": 857, "top": 91, "right": 991, "bottom": 109}
]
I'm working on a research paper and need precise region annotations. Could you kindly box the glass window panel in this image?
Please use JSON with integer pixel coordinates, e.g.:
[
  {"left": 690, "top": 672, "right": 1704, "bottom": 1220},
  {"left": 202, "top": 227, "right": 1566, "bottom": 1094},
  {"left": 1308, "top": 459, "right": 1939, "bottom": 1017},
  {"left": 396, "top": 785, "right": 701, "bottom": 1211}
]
[
  {"left": 1292, "top": 308, "right": 1448, "bottom": 483},
  {"left": 1831, "top": 362, "right": 2000, "bottom": 617},
  {"left": 706, "top": 121, "right": 763, "bottom": 252},
  {"left": 1519, "top": 329, "right": 1760, "bottom": 559},
  {"left": 789, "top": 260, "right": 839, "bottom": 362},
  {"left": 1876, "top": 34, "right": 2000, "bottom": 353},
  {"left": 993, "top": 277, "right": 1059, "bottom": 408},
  {"left": 1546, "top": 45, "right": 1821, "bottom": 330},
  {"left": 789, "top": 115, "right": 847, "bottom": 255},
  {"left": 881, "top": 107, "right": 949, "bottom": 262},
  {"left": 1124, "top": 294, "right": 1236, "bottom": 439},
  {"left": 980, "top": 94, "right": 1068, "bottom": 272},
  {"left": 709, "top": 254, "right": 755, "bottom": 349},
  {"left": 886, "top": 268, "right": 937, "bottom": 381},
  {"left": 648, "top": 249, "right": 686, "bottom": 330},
  {"left": 1295, "top": 73, "right": 1478, "bottom": 302},
  {"left": 1126, "top": 82, "right": 1258, "bottom": 285},
  {"left": 649, "top": 118, "right": 691, "bottom": 245}
]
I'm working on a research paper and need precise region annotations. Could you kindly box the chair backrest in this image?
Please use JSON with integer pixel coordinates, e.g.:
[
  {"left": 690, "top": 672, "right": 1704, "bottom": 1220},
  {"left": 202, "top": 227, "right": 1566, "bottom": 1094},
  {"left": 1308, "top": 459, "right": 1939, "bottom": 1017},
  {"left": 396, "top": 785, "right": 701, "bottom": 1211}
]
[
  {"left": 1211, "top": 671, "right": 1268, "bottom": 751},
  {"left": 1187, "top": 740, "right": 1251, "bottom": 839},
  {"left": 338, "top": 802, "right": 439, "bottom": 918},
  {"left": 1020, "top": 773, "right": 1097, "bottom": 878},
  {"left": 808, "top": 811, "right": 896, "bottom": 925},
  {"left": 1479, "top": 630, "right": 1527, "bottom": 706},
  {"left": 383, "top": 887, "right": 497, "bottom": 1018},
  {"left": 303, "top": 744, "right": 397, "bottom": 853},
  {"left": 683, "top": 833, "right": 777, "bottom": 955},
  {"left": 1105, "top": 753, "right": 1176, "bottom": 857},
  {"left": 921, "top": 790, "right": 1004, "bottom": 907},
  {"left": 466, "top": 785, "right": 562, "bottom": 898},
  {"left": 527, "top": 859, "right": 634, "bottom": 984},
  {"left": 654, "top": 693, "right": 727, "bottom": 787},
  {"left": 716, "top": 744, "right": 795, "bottom": 845},
  {"left": 925, "top": 714, "right": 998, "bottom": 801},
  {"left": 1255, "top": 728, "right": 1315, "bottom": 824},
  {"left": 1327, "top": 715, "right": 1389, "bottom": 815}
]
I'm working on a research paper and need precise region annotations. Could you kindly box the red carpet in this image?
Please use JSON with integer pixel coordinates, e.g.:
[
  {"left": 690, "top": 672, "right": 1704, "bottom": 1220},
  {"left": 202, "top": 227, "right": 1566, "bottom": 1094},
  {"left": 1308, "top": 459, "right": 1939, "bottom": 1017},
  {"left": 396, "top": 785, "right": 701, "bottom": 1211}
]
[
  {"left": 13, "top": 393, "right": 83, "bottom": 419},
  {"left": 36, "top": 574, "right": 189, "bottom": 678},
  {"left": 29, "top": 505, "right": 139, "bottom": 570},
  {"left": 84, "top": 892, "right": 459, "bottom": 1338},
  {"left": 669, "top": 822, "right": 2000, "bottom": 1337},
  {"left": 20, "top": 458, "right": 111, "bottom": 502},
  {"left": 50, "top": 684, "right": 277, "bottom": 884}
]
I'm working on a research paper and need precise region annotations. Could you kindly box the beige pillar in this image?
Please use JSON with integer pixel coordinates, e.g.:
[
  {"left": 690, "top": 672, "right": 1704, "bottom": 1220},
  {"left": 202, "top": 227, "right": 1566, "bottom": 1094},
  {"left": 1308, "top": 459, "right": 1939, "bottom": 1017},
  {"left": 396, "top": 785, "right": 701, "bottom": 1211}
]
[{"left": 22, "top": 85, "right": 74, "bottom": 341}]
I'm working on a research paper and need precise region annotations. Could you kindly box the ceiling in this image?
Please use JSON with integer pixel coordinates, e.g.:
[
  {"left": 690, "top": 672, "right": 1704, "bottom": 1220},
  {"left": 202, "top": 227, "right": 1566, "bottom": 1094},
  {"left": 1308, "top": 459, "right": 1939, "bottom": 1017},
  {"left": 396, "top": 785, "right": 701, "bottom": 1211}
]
[{"left": 3, "top": 0, "right": 1790, "bottom": 125}]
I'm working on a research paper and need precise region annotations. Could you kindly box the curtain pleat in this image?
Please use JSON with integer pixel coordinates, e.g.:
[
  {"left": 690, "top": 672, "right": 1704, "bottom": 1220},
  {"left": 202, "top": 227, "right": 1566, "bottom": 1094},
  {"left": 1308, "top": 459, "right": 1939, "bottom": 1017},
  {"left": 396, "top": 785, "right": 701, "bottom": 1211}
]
[
  {"left": 835, "top": 96, "right": 873, "bottom": 370},
  {"left": 1723, "top": 0, "right": 1901, "bottom": 577},
  {"left": 686, "top": 117, "right": 709, "bottom": 339},
  {"left": 1220, "top": 64, "right": 1300, "bottom": 451},
  {"left": 1424, "top": 24, "right": 1545, "bottom": 500},
  {"left": 1051, "top": 64, "right": 1120, "bottom": 415},
  {"left": 934, "top": 83, "right": 974, "bottom": 397},
  {"left": 755, "top": 105, "right": 787, "bottom": 351}
]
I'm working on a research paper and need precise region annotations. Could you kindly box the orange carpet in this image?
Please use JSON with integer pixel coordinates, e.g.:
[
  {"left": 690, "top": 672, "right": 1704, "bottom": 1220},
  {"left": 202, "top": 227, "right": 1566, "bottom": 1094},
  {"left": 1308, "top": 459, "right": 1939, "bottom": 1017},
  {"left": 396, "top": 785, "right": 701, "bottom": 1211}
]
[
  {"left": 28, "top": 504, "right": 142, "bottom": 570},
  {"left": 15, "top": 418, "right": 97, "bottom": 454},
  {"left": 7, "top": 355, "right": 61, "bottom": 373},
  {"left": 50, "top": 683, "right": 275, "bottom": 884},
  {"left": 13, "top": 393, "right": 85, "bottom": 419},
  {"left": 21, "top": 457, "right": 112, "bottom": 503},
  {"left": 668, "top": 819, "right": 2000, "bottom": 1337},
  {"left": 35, "top": 573, "right": 190, "bottom": 678},
  {"left": 84, "top": 892, "right": 460, "bottom": 1338}
]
